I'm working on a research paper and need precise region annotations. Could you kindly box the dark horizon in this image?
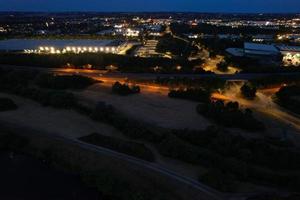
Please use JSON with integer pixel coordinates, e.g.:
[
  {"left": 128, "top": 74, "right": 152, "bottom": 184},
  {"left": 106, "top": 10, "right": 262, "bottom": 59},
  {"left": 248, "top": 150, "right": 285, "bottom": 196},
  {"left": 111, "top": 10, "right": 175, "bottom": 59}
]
[{"left": 1, "top": 0, "right": 300, "bottom": 13}]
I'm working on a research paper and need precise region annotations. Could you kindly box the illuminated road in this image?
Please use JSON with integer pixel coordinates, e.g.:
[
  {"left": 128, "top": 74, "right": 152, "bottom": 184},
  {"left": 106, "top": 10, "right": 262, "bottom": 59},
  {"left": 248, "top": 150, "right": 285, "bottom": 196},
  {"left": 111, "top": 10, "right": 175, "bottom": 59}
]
[
  {"left": 3, "top": 64, "right": 300, "bottom": 81},
  {"left": 0, "top": 64, "right": 254, "bottom": 96},
  {"left": 212, "top": 84, "right": 300, "bottom": 131},
  {"left": 3, "top": 65, "right": 300, "bottom": 127}
]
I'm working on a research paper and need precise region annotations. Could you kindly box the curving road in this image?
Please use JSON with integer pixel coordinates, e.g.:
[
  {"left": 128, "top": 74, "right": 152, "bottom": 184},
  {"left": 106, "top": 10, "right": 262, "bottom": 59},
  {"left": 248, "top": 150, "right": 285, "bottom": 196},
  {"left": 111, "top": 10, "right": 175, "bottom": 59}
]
[{"left": 212, "top": 84, "right": 300, "bottom": 132}]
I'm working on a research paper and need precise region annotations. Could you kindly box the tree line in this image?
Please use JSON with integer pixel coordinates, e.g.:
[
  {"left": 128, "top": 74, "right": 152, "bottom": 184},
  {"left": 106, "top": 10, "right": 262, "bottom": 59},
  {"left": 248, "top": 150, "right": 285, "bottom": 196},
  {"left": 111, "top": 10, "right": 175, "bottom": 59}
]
[{"left": 0, "top": 52, "right": 206, "bottom": 74}]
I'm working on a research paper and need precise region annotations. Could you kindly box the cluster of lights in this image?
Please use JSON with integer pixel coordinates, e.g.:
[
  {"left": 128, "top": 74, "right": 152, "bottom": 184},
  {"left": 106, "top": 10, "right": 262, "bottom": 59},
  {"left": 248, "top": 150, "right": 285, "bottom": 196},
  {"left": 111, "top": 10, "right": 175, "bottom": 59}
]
[
  {"left": 284, "top": 53, "right": 300, "bottom": 59},
  {"left": 24, "top": 49, "right": 38, "bottom": 53},
  {"left": 149, "top": 32, "right": 162, "bottom": 37},
  {"left": 124, "top": 28, "right": 140, "bottom": 37},
  {"left": 252, "top": 39, "right": 264, "bottom": 42},
  {"left": 24, "top": 46, "right": 118, "bottom": 54},
  {"left": 283, "top": 53, "right": 300, "bottom": 66},
  {"left": 277, "top": 34, "right": 300, "bottom": 42},
  {"left": 0, "top": 27, "right": 7, "bottom": 32},
  {"left": 277, "top": 35, "right": 287, "bottom": 40}
]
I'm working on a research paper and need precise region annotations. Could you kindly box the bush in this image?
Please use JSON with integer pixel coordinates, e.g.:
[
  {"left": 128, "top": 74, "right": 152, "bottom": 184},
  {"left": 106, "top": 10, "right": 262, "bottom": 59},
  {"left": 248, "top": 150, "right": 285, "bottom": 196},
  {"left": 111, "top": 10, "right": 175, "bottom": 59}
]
[
  {"left": 197, "top": 100, "right": 265, "bottom": 131},
  {"left": 241, "top": 83, "right": 257, "bottom": 99},
  {"left": 171, "top": 127, "right": 300, "bottom": 191},
  {"left": 14, "top": 87, "right": 76, "bottom": 109},
  {"left": 112, "top": 82, "right": 140, "bottom": 96},
  {"left": 155, "top": 76, "right": 224, "bottom": 90},
  {"left": 216, "top": 61, "right": 229, "bottom": 72},
  {"left": 0, "top": 69, "right": 77, "bottom": 109},
  {"left": 79, "top": 133, "right": 155, "bottom": 162},
  {"left": 173, "top": 127, "right": 300, "bottom": 171},
  {"left": 274, "top": 85, "right": 300, "bottom": 114},
  {"left": 0, "top": 98, "right": 18, "bottom": 111},
  {"left": 35, "top": 74, "right": 97, "bottom": 90},
  {"left": 156, "top": 134, "right": 201, "bottom": 164},
  {"left": 168, "top": 88, "right": 210, "bottom": 102}
]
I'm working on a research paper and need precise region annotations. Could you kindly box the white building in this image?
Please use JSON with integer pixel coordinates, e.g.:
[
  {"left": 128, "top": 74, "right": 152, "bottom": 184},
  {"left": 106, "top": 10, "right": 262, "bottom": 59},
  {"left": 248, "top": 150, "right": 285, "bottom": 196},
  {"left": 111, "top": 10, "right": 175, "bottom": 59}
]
[{"left": 0, "top": 39, "right": 127, "bottom": 54}]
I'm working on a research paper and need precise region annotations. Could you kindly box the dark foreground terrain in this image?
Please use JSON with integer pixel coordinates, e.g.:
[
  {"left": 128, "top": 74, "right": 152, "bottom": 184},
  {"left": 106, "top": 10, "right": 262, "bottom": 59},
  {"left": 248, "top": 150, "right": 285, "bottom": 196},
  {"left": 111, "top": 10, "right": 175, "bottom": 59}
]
[{"left": 0, "top": 151, "right": 99, "bottom": 200}]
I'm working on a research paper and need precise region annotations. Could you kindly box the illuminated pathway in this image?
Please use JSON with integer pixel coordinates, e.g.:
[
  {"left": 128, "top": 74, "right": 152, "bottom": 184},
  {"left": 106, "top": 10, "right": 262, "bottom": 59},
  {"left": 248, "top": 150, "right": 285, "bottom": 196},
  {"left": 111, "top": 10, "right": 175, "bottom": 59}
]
[{"left": 212, "top": 85, "right": 300, "bottom": 131}]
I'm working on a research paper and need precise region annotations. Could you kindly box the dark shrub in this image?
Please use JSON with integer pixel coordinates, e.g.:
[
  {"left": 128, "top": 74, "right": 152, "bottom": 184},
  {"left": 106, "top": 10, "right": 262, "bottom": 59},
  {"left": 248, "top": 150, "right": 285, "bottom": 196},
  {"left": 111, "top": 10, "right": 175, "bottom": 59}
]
[
  {"left": 197, "top": 100, "right": 265, "bottom": 131},
  {"left": 156, "top": 134, "right": 201, "bottom": 164},
  {"left": 275, "top": 85, "right": 300, "bottom": 114},
  {"left": 112, "top": 82, "right": 140, "bottom": 96},
  {"left": 35, "top": 74, "right": 97, "bottom": 90},
  {"left": 241, "top": 83, "right": 257, "bottom": 99},
  {"left": 216, "top": 61, "right": 229, "bottom": 72},
  {"left": 168, "top": 88, "right": 210, "bottom": 102}
]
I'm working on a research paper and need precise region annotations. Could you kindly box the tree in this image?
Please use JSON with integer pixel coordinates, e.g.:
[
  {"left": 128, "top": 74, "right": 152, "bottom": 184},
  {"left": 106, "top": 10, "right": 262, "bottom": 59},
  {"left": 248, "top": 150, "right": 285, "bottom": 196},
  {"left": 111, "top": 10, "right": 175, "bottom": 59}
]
[
  {"left": 240, "top": 83, "right": 257, "bottom": 99},
  {"left": 217, "top": 61, "right": 229, "bottom": 72},
  {"left": 112, "top": 82, "right": 140, "bottom": 96}
]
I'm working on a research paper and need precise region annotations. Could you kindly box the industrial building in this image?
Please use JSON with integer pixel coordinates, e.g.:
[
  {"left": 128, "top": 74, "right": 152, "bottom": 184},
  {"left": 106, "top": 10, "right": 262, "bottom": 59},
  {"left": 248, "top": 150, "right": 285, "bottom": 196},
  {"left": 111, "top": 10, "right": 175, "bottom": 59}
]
[
  {"left": 0, "top": 39, "right": 127, "bottom": 54},
  {"left": 226, "top": 42, "right": 287, "bottom": 66},
  {"left": 227, "top": 42, "right": 300, "bottom": 66},
  {"left": 244, "top": 42, "right": 280, "bottom": 58},
  {"left": 278, "top": 45, "right": 300, "bottom": 66}
]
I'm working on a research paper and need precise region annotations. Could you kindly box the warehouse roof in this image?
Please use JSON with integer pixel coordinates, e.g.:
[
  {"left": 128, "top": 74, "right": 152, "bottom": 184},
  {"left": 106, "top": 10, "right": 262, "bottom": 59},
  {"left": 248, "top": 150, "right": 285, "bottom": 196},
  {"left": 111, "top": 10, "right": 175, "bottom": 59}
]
[
  {"left": 277, "top": 45, "right": 300, "bottom": 52},
  {"left": 244, "top": 42, "right": 279, "bottom": 53}
]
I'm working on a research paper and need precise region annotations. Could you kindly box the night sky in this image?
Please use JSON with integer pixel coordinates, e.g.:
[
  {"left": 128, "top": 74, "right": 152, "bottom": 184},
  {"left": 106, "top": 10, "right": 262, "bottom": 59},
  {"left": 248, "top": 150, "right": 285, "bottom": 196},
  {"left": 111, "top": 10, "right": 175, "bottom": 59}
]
[{"left": 0, "top": 0, "right": 300, "bottom": 13}]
